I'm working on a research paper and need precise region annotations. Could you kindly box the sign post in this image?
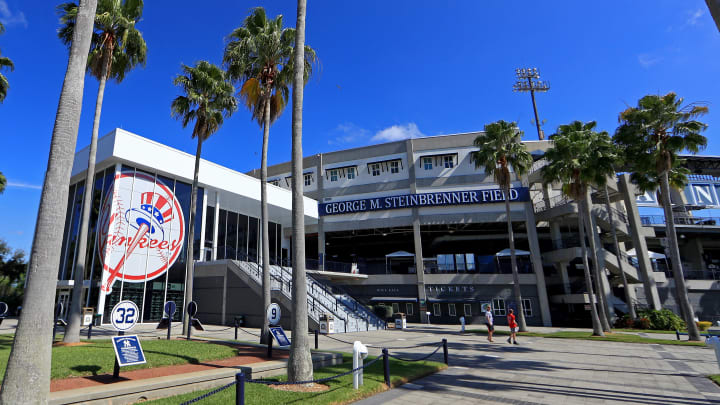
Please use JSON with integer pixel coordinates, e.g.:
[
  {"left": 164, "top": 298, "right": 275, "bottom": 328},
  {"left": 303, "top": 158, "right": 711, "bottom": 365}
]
[
  {"left": 266, "top": 303, "right": 281, "bottom": 358},
  {"left": 110, "top": 300, "right": 140, "bottom": 379},
  {"left": 186, "top": 301, "right": 198, "bottom": 341},
  {"left": 165, "top": 301, "right": 176, "bottom": 340}
]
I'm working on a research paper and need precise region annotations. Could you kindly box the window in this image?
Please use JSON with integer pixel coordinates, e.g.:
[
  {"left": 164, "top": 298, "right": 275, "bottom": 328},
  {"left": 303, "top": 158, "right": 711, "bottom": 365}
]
[
  {"left": 465, "top": 254, "right": 476, "bottom": 271},
  {"left": 370, "top": 163, "right": 381, "bottom": 177},
  {"left": 392, "top": 303, "right": 400, "bottom": 314},
  {"left": 448, "top": 304, "right": 456, "bottom": 317},
  {"left": 437, "top": 254, "right": 454, "bottom": 272},
  {"left": 522, "top": 298, "right": 533, "bottom": 317},
  {"left": 492, "top": 298, "right": 506, "bottom": 316},
  {"left": 406, "top": 303, "right": 414, "bottom": 315},
  {"left": 304, "top": 174, "right": 312, "bottom": 187},
  {"left": 347, "top": 167, "right": 356, "bottom": 179},
  {"left": 390, "top": 161, "right": 400, "bottom": 174},
  {"left": 455, "top": 254, "right": 466, "bottom": 272},
  {"left": 443, "top": 155, "right": 454, "bottom": 168},
  {"left": 423, "top": 157, "right": 433, "bottom": 170},
  {"left": 329, "top": 169, "right": 338, "bottom": 182},
  {"left": 433, "top": 303, "right": 441, "bottom": 316},
  {"left": 464, "top": 304, "right": 472, "bottom": 316}
]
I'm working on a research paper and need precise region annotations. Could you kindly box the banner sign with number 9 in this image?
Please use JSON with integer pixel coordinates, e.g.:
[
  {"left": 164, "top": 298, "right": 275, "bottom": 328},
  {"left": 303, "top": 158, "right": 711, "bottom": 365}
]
[
  {"left": 267, "top": 303, "right": 281, "bottom": 325},
  {"left": 111, "top": 300, "right": 139, "bottom": 331}
]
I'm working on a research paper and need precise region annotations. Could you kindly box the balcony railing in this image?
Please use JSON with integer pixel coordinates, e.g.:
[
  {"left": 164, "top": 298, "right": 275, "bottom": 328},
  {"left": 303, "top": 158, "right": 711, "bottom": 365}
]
[
  {"left": 640, "top": 215, "right": 719, "bottom": 227},
  {"left": 663, "top": 268, "right": 720, "bottom": 280},
  {"left": 534, "top": 193, "right": 573, "bottom": 213}
]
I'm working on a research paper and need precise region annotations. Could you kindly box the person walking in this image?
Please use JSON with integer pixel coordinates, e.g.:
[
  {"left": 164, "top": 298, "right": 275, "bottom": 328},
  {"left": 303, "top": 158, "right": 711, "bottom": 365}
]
[
  {"left": 507, "top": 308, "right": 519, "bottom": 345},
  {"left": 484, "top": 305, "right": 494, "bottom": 342}
]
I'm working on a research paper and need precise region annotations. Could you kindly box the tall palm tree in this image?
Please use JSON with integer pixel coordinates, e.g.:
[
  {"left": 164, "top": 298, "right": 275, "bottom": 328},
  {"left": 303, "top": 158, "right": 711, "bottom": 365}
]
[
  {"left": 287, "top": 0, "right": 313, "bottom": 382},
  {"left": 171, "top": 61, "right": 237, "bottom": 334},
  {"left": 614, "top": 92, "right": 708, "bottom": 341},
  {"left": 223, "top": 6, "right": 316, "bottom": 344},
  {"left": 58, "top": 0, "right": 147, "bottom": 344},
  {"left": 471, "top": 120, "right": 533, "bottom": 332},
  {"left": 0, "top": 171, "right": 6, "bottom": 194},
  {"left": 0, "top": 22, "right": 15, "bottom": 103},
  {"left": 543, "top": 121, "right": 617, "bottom": 336},
  {"left": 0, "top": 1, "right": 97, "bottom": 402}
]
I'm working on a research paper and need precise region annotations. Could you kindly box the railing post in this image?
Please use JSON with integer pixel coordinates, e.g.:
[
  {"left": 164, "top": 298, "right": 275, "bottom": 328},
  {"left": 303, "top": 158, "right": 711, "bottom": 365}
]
[
  {"left": 442, "top": 338, "right": 448, "bottom": 365},
  {"left": 315, "top": 329, "right": 319, "bottom": 350},
  {"left": 382, "top": 348, "right": 391, "bottom": 387},
  {"left": 236, "top": 372, "right": 245, "bottom": 405}
]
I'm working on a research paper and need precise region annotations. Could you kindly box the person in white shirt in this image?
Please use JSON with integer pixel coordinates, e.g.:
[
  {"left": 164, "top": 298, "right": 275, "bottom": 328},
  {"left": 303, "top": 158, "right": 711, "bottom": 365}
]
[{"left": 484, "top": 306, "right": 494, "bottom": 342}]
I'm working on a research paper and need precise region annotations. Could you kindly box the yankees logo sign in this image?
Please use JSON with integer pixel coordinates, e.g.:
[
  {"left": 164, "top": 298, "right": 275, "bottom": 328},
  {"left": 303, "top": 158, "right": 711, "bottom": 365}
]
[{"left": 97, "top": 172, "right": 185, "bottom": 294}]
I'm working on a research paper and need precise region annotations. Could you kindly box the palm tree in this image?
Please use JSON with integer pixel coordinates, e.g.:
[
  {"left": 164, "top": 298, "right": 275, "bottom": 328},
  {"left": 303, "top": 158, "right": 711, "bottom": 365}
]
[
  {"left": 58, "top": 0, "right": 147, "bottom": 344},
  {"left": 287, "top": 0, "right": 313, "bottom": 382},
  {"left": 223, "top": 7, "right": 317, "bottom": 344},
  {"left": 0, "top": 171, "right": 6, "bottom": 194},
  {"left": 171, "top": 61, "right": 237, "bottom": 334},
  {"left": 0, "top": 1, "right": 97, "bottom": 402},
  {"left": 614, "top": 92, "right": 708, "bottom": 341},
  {"left": 543, "top": 121, "right": 618, "bottom": 336},
  {"left": 471, "top": 120, "right": 533, "bottom": 332},
  {"left": 0, "top": 22, "right": 15, "bottom": 103}
]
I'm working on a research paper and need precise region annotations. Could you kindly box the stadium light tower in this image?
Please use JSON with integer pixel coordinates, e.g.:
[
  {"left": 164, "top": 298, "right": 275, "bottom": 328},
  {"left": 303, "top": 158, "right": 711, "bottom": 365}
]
[{"left": 513, "top": 67, "right": 550, "bottom": 140}]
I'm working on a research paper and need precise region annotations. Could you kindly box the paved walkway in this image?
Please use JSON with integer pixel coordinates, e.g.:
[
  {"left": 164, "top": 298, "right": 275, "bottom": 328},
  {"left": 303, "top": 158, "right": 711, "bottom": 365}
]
[{"left": 7, "top": 319, "right": 720, "bottom": 404}]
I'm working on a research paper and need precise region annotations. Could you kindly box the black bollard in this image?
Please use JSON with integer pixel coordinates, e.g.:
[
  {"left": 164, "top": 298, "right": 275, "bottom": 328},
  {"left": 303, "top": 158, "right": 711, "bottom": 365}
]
[
  {"left": 87, "top": 323, "right": 93, "bottom": 340},
  {"left": 236, "top": 372, "right": 245, "bottom": 405},
  {"left": 315, "top": 329, "right": 319, "bottom": 350},
  {"left": 167, "top": 318, "right": 172, "bottom": 340},
  {"left": 187, "top": 319, "right": 192, "bottom": 341},
  {"left": 235, "top": 324, "right": 238, "bottom": 341},
  {"left": 382, "top": 348, "right": 391, "bottom": 387},
  {"left": 442, "top": 338, "right": 448, "bottom": 365},
  {"left": 113, "top": 331, "right": 125, "bottom": 378},
  {"left": 266, "top": 330, "right": 273, "bottom": 358}
]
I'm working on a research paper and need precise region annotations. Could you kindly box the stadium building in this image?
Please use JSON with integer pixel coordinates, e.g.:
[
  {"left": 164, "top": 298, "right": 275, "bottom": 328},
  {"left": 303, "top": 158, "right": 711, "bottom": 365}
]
[{"left": 56, "top": 128, "right": 720, "bottom": 330}]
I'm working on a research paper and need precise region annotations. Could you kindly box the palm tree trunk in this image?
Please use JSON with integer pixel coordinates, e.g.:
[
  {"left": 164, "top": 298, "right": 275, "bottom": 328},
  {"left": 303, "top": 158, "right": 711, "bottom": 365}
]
[
  {"left": 604, "top": 186, "right": 636, "bottom": 319},
  {"left": 288, "top": 0, "right": 313, "bottom": 382},
  {"left": 182, "top": 136, "right": 202, "bottom": 335},
  {"left": 504, "top": 187, "right": 527, "bottom": 332},
  {"left": 581, "top": 197, "right": 612, "bottom": 332},
  {"left": 64, "top": 50, "right": 111, "bottom": 344},
  {"left": 0, "top": 1, "right": 97, "bottom": 402},
  {"left": 260, "top": 97, "right": 271, "bottom": 344},
  {"left": 578, "top": 208, "right": 604, "bottom": 336},
  {"left": 660, "top": 172, "right": 701, "bottom": 340}
]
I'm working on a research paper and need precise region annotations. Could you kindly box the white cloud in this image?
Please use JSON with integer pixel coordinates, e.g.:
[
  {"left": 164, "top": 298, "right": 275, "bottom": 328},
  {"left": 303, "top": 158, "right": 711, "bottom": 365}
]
[
  {"left": 637, "top": 53, "right": 662, "bottom": 68},
  {"left": 371, "top": 123, "right": 425, "bottom": 142},
  {"left": 327, "top": 122, "right": 370, "bottom": 145},
  {"left": 0, "top": 0, "right": 27, "bottom": 28},
  {"left": 687, "top": 8, "right": 704, "bottom": 26},
  {"left": 7, "top": 181, "right": 41, "bottom": 190}
]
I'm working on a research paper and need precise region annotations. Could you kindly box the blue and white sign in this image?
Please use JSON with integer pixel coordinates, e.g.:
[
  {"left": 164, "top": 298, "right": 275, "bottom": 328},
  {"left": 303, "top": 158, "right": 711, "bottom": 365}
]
[
  {"left": 111, "top": 300, "right": 139, "bottom": 331},
  {"left": 270, "top": 326, "right": 291, "bottom": 347},
  {"left": 319, "top": 187, "right": 530, "bottom": 216},
  {"left": 111, "top": 335, "right": 146, "bottom": 367},
  {"left": 267, "top": 303, "right": 281, "bottom": 326},
  {"left": 164, "top": 301, "right": 177, "bottom": 318}
]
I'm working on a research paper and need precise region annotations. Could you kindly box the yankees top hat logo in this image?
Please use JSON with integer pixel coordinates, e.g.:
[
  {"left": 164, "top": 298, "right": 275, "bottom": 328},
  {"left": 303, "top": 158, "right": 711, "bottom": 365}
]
[{"left": 97, "top": 172, "right": 185, "bottom": 294}]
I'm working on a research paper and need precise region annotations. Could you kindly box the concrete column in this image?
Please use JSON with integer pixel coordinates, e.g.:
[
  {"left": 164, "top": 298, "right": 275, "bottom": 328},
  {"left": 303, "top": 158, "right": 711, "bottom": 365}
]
[
  {"left": 222, "top": 271, "right": 227, "bottom": 325},
  {"left": 618, "top": 174, "right": 662, "bottom": 310},
  {"left": 543, "top": 185, "right": 563, "bottom": 248},
  {"left": 524, "top": 202, "right": 552, "bottom": 326},
  {"left": 406, "top": 139, "right": 428, "bottom": 323},
  {"left": 691, "top": 238, "right": 707, "bottom": 271},
  {"left": 559, "top": 262, "right": 571, "bottom": 294},
  {"left": 212, "top": 191, "right": 220, "bottom": 261},
  {"left": 199, "top": 189, "right": 208, "bottom": 262}
]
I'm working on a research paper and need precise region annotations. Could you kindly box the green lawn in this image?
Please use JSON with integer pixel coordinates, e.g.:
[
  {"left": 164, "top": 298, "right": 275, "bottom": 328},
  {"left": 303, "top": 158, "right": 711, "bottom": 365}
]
[
  {"left": 0, "top": 335, "right": 241, "bottom": 379},
  {"left": 466, "top": 329, "right": 706, "bottom": 346},
  {"left": 614, "top": 328, "right": 677, "bottom": 334},
  {"left": 709, "top": 375, "right": 720, "bottom": 386},
  {"left": 145, "top": 352, "right": 446, "bottom": 405}
]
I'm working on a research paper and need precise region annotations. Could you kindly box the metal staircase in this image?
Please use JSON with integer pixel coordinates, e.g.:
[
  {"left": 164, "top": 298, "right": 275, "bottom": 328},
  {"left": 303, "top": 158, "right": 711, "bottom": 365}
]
[{"left": 227, "top": 260, "right": 385, "bottom": 333}]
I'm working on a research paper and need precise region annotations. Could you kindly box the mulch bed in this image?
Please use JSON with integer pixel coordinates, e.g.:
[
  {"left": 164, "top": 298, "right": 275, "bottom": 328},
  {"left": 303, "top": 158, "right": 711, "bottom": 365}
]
[{"left": 50, "top": 345, "right": 288, "bottom": 392}]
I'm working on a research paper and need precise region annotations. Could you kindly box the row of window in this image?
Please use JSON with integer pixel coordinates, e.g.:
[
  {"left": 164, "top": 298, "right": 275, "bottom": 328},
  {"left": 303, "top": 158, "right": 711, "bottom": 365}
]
[
  {"left": 487, "top": 298, "right": 533, "bottom": 317},
  {"left": 384, "top": 298, "right": 533, "bottom": 318},
  {"left": 271, "top": 153, "right": 461, "bottom": 186}
]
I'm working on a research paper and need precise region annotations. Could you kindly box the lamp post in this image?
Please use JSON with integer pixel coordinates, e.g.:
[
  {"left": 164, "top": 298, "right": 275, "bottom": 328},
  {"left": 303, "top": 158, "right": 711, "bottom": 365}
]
[{"left": 513, "top": 68, "right": 550, "bottom": 140}]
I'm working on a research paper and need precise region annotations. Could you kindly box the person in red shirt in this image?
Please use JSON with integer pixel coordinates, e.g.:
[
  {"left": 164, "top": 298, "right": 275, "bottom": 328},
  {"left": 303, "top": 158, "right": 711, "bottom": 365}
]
[{"left": 507, "top": 308, "right": 519, "bottom": 345}]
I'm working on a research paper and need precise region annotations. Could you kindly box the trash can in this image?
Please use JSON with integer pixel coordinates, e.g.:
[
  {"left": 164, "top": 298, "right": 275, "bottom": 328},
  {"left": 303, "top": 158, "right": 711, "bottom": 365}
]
[
  {"left": 81, "top": 307, "right": 94, "bottom": 326},
  {"left": 394, "top": 313, "right": 407, "bottom": 329},
  {"left": 319, "top": 313, "right": 335, "bottom": 334}
]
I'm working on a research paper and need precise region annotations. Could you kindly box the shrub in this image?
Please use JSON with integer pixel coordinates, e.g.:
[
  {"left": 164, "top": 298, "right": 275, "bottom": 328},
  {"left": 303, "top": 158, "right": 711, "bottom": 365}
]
[
  {"left": 614, "top": 315, "right": 635, "bottom": 329},
  {"left": 697, "top": 321, "right": 712, "bottom": 331},
  {"left": 634, "top": 317, "right": 651, "bottom": 329},
  {"left": 636, "top": 309, "right": 686, "bottom": 330}
]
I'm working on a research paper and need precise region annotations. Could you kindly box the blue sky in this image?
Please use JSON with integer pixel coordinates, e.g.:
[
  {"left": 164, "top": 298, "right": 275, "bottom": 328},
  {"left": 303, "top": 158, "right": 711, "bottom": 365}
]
[{"left": 1, "top": 0, "right": 719, "bottom": 252}]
